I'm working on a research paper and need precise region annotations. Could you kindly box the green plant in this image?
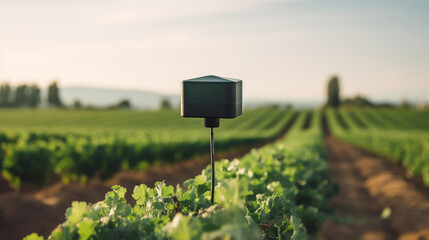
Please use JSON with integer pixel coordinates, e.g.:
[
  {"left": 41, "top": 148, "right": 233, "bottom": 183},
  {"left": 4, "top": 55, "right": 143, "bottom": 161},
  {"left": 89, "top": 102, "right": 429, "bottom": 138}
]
[{"left": 26, "top": 112, "right": 336, "bottom": 239}]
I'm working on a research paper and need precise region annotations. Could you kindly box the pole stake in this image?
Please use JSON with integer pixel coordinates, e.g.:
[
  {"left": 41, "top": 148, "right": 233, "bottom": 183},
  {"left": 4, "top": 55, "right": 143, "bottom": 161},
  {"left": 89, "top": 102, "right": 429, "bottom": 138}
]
[{"left": 210, "top": 127, "right": 215, "bottom": 204}]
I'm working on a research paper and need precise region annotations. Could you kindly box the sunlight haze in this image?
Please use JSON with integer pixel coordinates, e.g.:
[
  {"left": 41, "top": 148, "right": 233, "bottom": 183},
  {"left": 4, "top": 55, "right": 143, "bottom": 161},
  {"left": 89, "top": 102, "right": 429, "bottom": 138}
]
[{"left": 0, "top": 0, "right": 428, "bottom": 103}]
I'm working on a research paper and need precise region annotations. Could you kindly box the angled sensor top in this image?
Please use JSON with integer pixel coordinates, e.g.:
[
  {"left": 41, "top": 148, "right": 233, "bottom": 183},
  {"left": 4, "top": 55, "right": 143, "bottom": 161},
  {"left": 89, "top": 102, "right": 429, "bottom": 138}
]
[{"left": 181, "top": 75, "right": 242, "bottom": 119}]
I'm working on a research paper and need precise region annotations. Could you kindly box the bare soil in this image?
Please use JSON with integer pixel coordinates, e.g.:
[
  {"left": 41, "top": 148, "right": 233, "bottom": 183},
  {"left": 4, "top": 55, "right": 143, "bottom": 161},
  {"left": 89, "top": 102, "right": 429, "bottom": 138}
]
[
  {"left": 0, "top": 113, "right": 299, "bottom": 240},
  {"left": 318, "top": 116, "right": 429, "bottom": 240}
]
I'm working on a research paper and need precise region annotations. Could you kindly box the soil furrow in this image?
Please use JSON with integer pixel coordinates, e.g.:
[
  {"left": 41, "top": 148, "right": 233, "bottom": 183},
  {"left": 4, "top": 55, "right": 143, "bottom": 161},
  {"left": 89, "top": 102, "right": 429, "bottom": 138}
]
[{"left": 319, "top": 114, "right": 429, "bottom": 240}]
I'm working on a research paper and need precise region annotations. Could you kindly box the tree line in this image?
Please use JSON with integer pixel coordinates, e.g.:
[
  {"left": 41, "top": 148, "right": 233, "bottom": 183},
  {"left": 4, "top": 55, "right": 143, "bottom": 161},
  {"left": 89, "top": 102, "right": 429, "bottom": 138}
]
[
  {"left": 0, "top": 81, "right": 62, "bottom": 108},
  {"left": 325, "top": 75, "right": 376, "bottom": 108},
  {"left": 325, "top": 75, "right": 404, "bottom": 108}
]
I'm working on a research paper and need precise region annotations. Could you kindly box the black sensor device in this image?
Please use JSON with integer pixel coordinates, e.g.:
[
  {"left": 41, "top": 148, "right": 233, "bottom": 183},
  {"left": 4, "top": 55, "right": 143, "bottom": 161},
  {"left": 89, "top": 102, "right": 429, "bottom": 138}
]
[{"left": 181, "top": 75, "right": 243, "bottom": 203}]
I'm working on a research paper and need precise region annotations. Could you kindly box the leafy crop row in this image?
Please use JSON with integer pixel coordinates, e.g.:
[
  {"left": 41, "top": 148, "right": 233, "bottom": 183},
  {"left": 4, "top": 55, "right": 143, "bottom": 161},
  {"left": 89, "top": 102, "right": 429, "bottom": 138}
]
[
  {"left": 0, "top": 108, "right": 294, "bottom": 187},
  {"left": 327, "top": 109, "right": 429, "bottom": 185},
  {"left": 25, "top": 111, "right": 337, "bottom": 240}
]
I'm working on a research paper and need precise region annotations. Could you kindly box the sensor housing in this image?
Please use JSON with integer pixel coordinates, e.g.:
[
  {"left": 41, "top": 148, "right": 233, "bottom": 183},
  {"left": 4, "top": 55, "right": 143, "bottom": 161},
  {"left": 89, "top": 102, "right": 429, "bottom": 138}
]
[{"left": 181, "top": 75, "right": 242, "bottom": 121}]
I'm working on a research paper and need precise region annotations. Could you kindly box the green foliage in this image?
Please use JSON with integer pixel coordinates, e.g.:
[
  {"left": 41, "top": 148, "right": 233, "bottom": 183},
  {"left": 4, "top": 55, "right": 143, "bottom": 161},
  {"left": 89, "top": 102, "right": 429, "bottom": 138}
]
[
  {"left": 108, "top": 99, "right": 132, "bottom": 109},
  {"left": 342, "top": 95, "right": 373, "bottom": 107},
  {"left": 13, "top": 84, "right": 29, "bottom": 107},
  {"left": 327, "top": 108, "right": 429, "bottom": 186},
  {"left": 48, "top": 81, "right": 63, "bottom": 107},
  {"left": 23, "top": 233, "right": 44, "bottom": 240},
  {"left": 0, "top": 108, "right": 295, "bottom": 185},
  {"left": 3, "top": 140, "right": 54, "bottom": 185},
  {"left": 73, "top": 99, "right": 83, "bottom": 109},
  {"left": 160, "top": 98, "right": 172, "bottom": 110},
  {"left": 0, "top": 82, "right": 40, "bottom": 108},
  {"left": 0, "top": 82, "right": 12, "bottom": 107},
  {"left": 380, "top": 207, "right": 391, "bottom": 220},
  {"left": 326, "top": 76, "right": 341, "bottom": 108},
  {"left": 25, "top": 114, "right": 336, "bottom": 239},
  {"left": 28, "top": 84, "right": 41, "bottom": 108}
]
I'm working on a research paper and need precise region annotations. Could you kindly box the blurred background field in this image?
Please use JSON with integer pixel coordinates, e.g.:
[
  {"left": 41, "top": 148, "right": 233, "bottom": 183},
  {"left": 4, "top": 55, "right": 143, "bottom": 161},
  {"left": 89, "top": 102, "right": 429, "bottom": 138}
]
[
  {"left": 0, "top": 108, "right": 295, "bottom": 186},
  {"left": 1, "top": 106, "right": 428, "bottom": 189}
]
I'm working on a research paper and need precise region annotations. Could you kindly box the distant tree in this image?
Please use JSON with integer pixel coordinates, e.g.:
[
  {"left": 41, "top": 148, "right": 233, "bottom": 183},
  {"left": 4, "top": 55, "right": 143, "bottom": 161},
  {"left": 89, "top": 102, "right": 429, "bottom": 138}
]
[
  {"left": 0, "top": 83, "right": 12, "bottom": 107},
  {"left": 117, "top": 99, "right": 131, "bottom": 109},
  {"left": 107, "top": 99, "right": 131, "bottom": 109},
  {"left": 28, "top": 84, "right": 41, "bottom": 108},
  {"left": 83, "top": 105, "right": 97, "bottom": 110},
  {"left": 376, "top": 102, "right": 395, "bottom": 108},
  {"left": 47, "top": 81, "right": 63, "bottom": 107},
  {"left": 343, "top": 95, "right": 374, "bottom": 107},
  {"left": 400, "top": 99, "right": 410, "bottom": 109},
  {"left": 73, "top": 99, "right": 83, "bottom": 109},
  {"left": 1, "top": 83, "right": 39, "bottom": 108},
  {"left": 160, "top": 98, "right": 172, "bottom": 110},
  {"left": 326, "top": 75, "right": 341, "bottom": 108},
  {"left": 14, "top": 84, "right": 29, "bottom": 107}
]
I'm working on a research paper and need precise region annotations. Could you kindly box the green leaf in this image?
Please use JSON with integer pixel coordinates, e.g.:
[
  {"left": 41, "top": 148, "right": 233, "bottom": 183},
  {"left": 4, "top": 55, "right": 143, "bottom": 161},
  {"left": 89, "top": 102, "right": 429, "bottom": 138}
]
[
  {"left": 162, "top": 185, "right": 175, "bottom": 198},
  {"left": 118, "top": 204, "right": 133, "bottom": 217},
  {"left": 132, "top": 184, "right": 148, "bottom": 205},
  {"left": 78, "top": 220, "right": 96, "bottom": 240},
  {"left": 165, "top": 214, "right": 194, "bottom": 240},
  {"left": 291, "top": 216, "right": 307, "bottom": 240},
  {"left": 66, "top": 201, "right": 87, "bottom": 224},
  {"left": 380, "top": 207, "right": 391, "bottom": 220},
  {"left": 23, "top": 233, "right": 44, "bottom": 240},
  {"left": 111, "top": 185, "right": 127, "bottom": 198},
  {"left": 194, "top": 175, "right": 205, "bottom": 186}
]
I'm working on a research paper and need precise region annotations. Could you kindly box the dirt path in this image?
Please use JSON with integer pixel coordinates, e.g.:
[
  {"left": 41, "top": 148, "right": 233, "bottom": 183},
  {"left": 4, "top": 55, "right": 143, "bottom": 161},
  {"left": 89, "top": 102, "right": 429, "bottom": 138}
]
[
  {"left": 318, "top": 117, "right": 429, "bottom": 240},
  {"left": 0, "top": 113, "right": 298, "bottom": 240}
]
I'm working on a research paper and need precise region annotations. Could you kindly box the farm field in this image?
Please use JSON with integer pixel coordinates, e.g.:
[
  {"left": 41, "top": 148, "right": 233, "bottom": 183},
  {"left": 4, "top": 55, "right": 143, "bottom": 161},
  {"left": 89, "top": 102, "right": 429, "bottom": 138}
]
[
  {"left": 1, "top": 108, "right": 429, "bottom": 240},
  {"left": 3, "top": 1, "right": 429, "bottom": 239},
  {"left": 0, "top": 108, "right": 303, "bottom": 239},
  {"left": 22, "top": 109, "right": 340, "bottom": 240},
  {"left": 319, "top": 110, "right": 429, "bottom": 240},
  {"left": 0, "top": 108, "right": 295, "bottom": 187},
  {"left": 326, "top": 108, "right": 429, "bottom": 186}
]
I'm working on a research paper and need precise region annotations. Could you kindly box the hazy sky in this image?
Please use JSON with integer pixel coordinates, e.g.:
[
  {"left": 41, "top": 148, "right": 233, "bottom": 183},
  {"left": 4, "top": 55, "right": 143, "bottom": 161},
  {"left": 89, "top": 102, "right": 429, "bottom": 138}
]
[{"left": 0, "top": 0, "right": 428, "bottom": 103}]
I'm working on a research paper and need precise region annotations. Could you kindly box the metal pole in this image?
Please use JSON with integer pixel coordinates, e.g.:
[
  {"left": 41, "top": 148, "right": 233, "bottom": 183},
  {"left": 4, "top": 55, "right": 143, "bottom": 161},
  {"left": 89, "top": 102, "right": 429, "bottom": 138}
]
[{"left": 210, "top": 127, "right": 215, "bottom": 204}]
